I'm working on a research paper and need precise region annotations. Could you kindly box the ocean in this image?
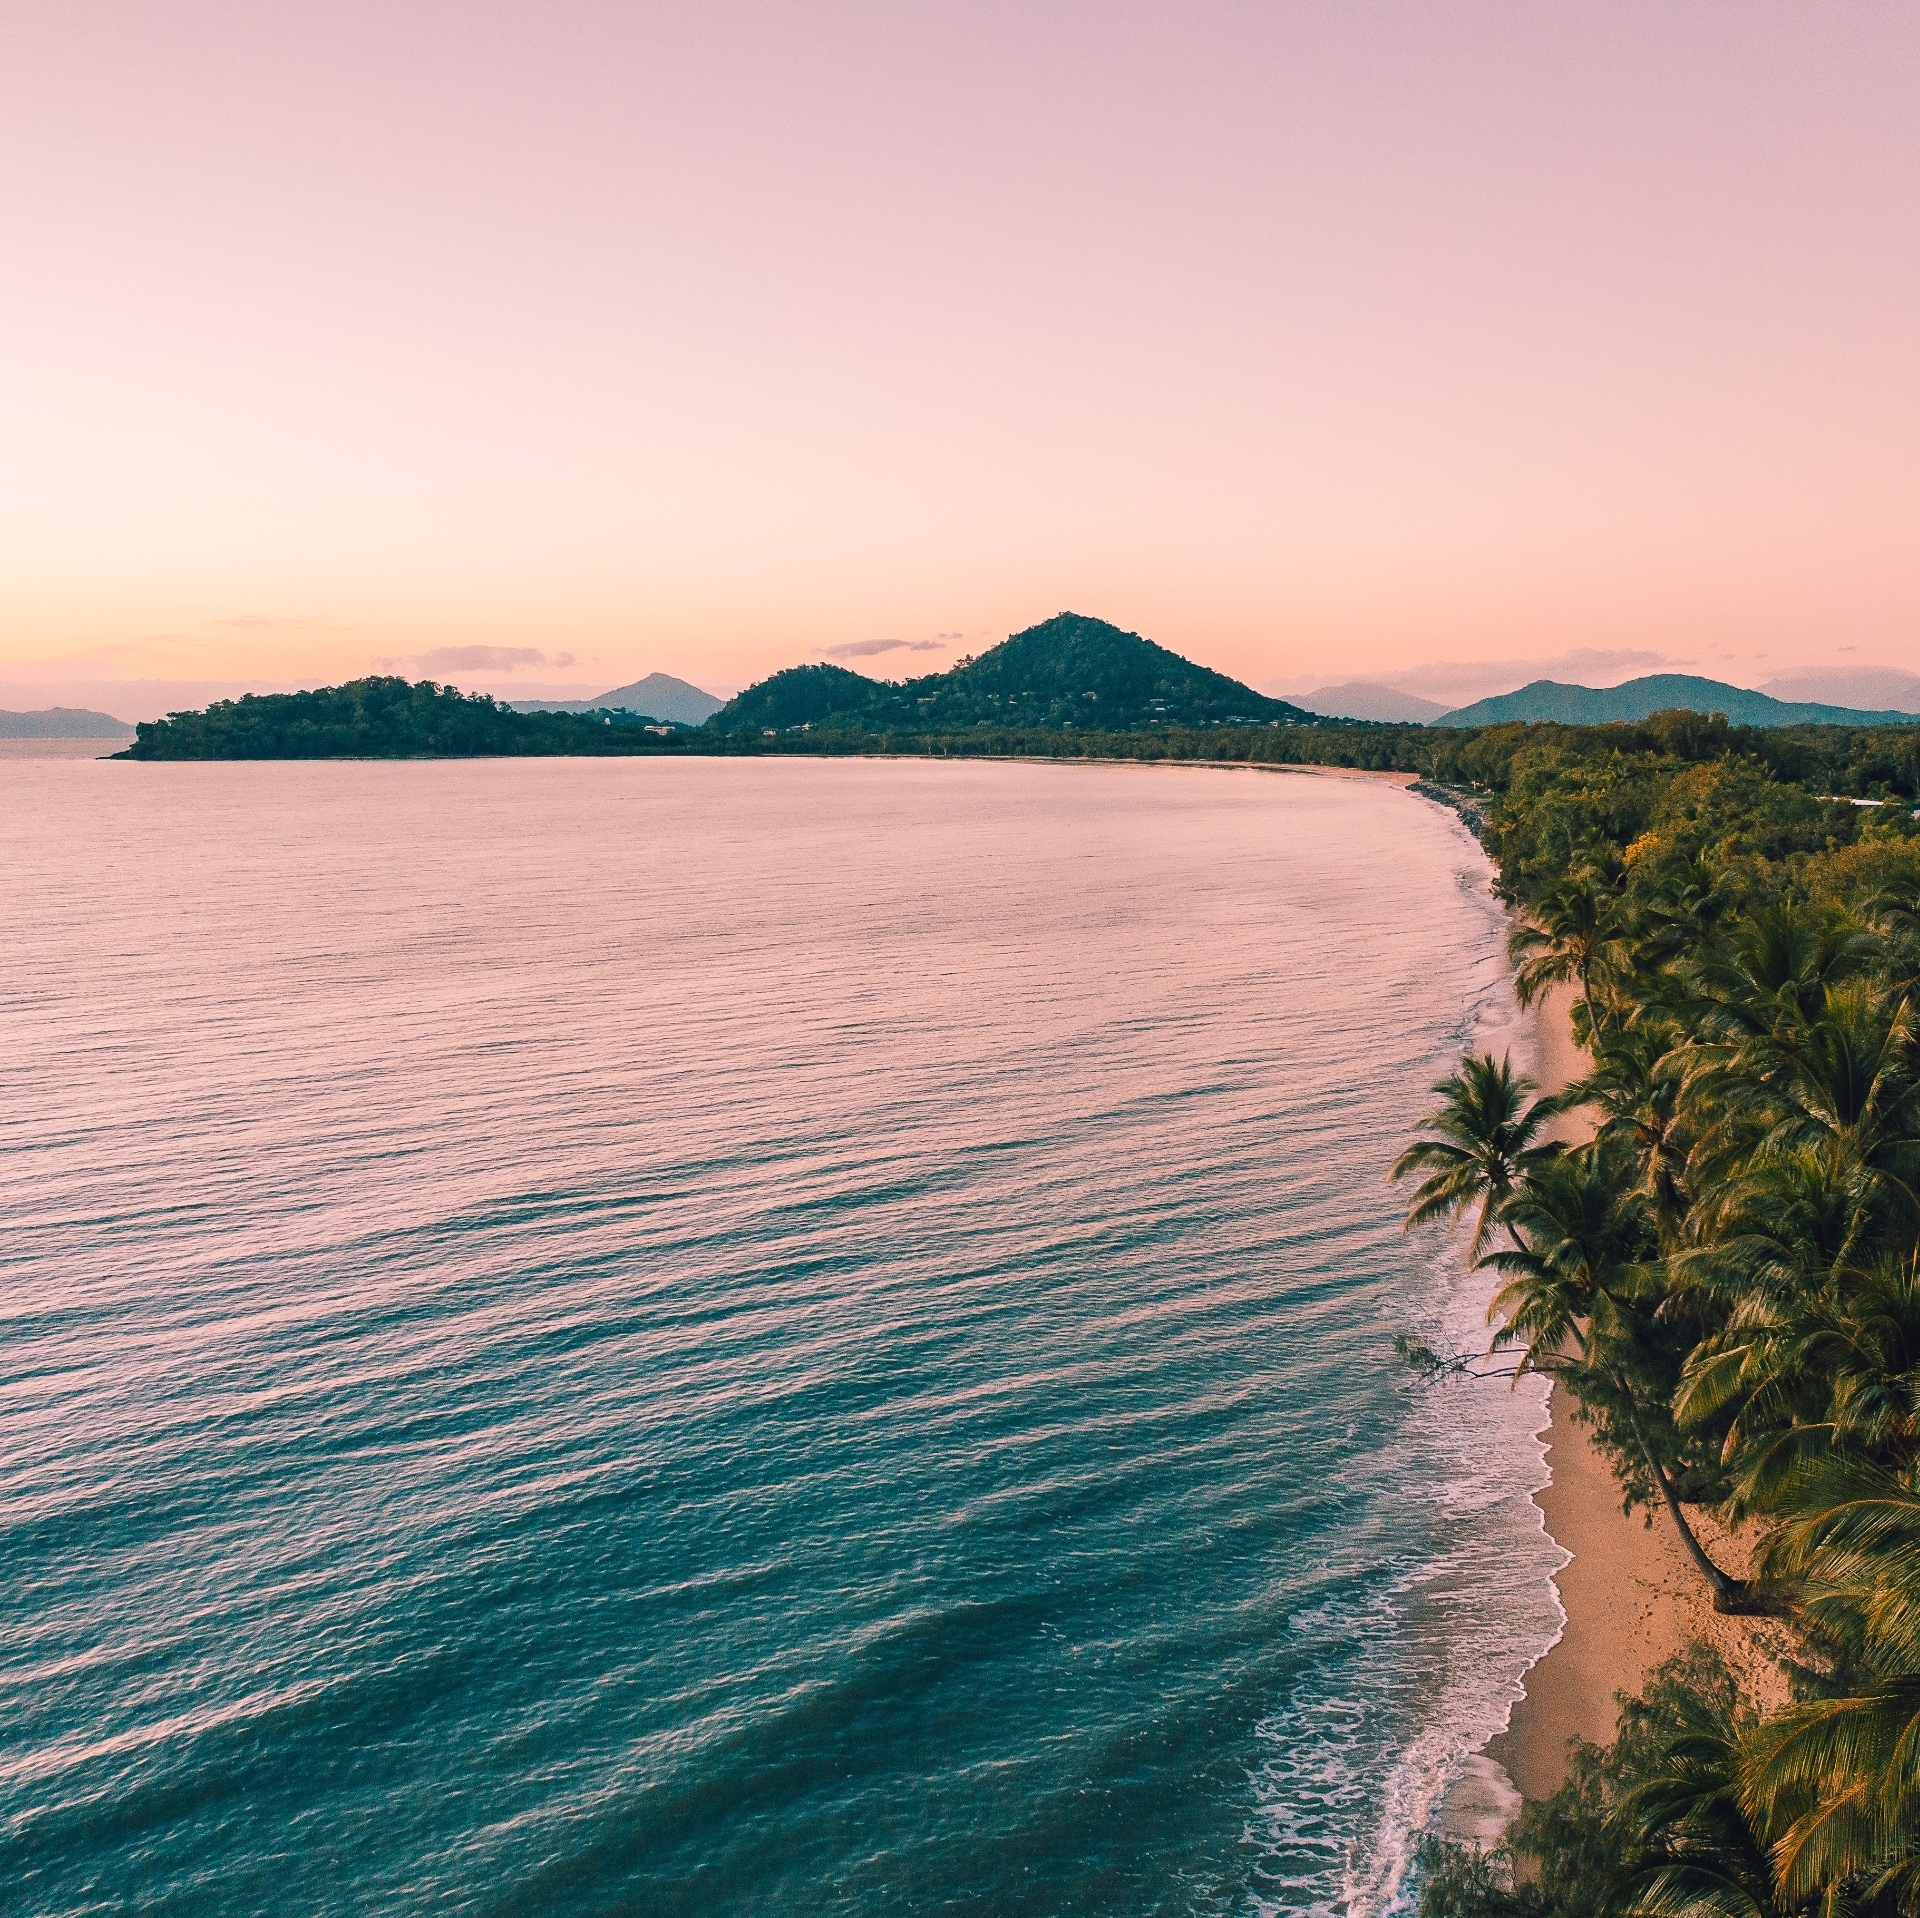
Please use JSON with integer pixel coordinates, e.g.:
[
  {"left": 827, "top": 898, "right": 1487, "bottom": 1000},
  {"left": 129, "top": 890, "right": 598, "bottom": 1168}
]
[{"left": 2, "top": 756, "right": 1560, "bottom": 1916}]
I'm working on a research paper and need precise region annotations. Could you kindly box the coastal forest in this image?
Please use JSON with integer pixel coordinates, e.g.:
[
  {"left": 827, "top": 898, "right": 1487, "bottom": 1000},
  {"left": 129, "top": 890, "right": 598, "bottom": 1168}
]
[
  {"left": 1399, "top": 721, "right": 1920, "bottom": 1918},
  {"left": 121, "top": 615, "right": 1319, "bottom": 757},
  {"left": 123, "top": 619, "right": 1920, "bottom": 800},
  {"left": 119, "top": 676, "right": 696, "bottom": 759}
]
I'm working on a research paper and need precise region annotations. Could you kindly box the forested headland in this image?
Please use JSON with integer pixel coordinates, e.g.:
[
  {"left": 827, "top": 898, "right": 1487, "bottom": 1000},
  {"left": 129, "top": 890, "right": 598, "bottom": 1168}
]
[
  {"left": 119, "top": 677, "right": 705, "bottom": 759},
  {"left": 1394, "top": 718, "right": 1920, "bottom": 1917}
]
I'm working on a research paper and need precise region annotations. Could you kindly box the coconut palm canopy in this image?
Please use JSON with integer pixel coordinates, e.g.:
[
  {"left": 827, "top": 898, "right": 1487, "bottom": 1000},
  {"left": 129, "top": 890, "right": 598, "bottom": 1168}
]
[{"left": 1400, "top": 722, "right": 1920, "bottom": 1918}]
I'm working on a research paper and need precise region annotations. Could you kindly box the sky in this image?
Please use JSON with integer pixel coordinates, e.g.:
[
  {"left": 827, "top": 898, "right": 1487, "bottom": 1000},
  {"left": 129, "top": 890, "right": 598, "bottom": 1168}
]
[{"left": 4, "top": 2, "right": 1917, "bottom": 717}]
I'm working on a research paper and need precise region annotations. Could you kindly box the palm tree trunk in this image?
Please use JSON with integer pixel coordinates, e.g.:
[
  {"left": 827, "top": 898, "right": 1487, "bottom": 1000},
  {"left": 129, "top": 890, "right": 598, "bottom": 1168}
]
[{"left": 1617, "top": 1391, "right": 1761, "bottom": 1615}]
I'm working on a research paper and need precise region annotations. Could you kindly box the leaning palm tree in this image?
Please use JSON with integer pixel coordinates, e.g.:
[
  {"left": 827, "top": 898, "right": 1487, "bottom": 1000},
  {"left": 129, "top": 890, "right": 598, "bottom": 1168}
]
[
  {"left": 1391, "top": 1051, "right": 1564, "bottom": 1256},
  {"left": 1484, "top": 1151, "right": 1759, "bottom": 1614}
]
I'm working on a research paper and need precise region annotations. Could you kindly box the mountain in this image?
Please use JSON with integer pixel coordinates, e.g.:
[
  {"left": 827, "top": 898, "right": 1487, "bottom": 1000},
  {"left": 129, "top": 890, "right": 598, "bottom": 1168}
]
[
  {"left": 510, "top": 672, "right": 722, "bottom": 725},
  {"left": 1760, "top": 667, "right": 1920, "bottom": 713},
  {"left": 593, "top": 674, "right": 724, "bottom": 724},
  {"left": 709, "top": 613, "right": 1317, "bottom": 736},
  {"left": 1285, "top": 682, "right": 1449, "bottom": 724},
  {"left": 1434, "top": 674, "right": 1920, "bottom": 729},
  {"left": 0, "top": 705, "right": 135, "bottom": 738}
]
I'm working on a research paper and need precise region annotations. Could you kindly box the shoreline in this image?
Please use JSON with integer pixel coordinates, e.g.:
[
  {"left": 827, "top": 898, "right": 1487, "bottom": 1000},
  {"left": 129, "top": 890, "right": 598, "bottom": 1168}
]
[
  {"left": 1477, "top": 984, "right": 1793, "bottom": 1807},
  {"left": 92, "top": 744, "right": 1426, "bottom": 780}
]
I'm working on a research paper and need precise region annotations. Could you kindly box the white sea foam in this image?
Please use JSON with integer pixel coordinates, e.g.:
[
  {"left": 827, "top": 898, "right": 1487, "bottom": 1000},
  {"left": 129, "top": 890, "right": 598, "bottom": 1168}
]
[{"left": 1240, "top": 830, "right": 1568, "bottom": 1918}]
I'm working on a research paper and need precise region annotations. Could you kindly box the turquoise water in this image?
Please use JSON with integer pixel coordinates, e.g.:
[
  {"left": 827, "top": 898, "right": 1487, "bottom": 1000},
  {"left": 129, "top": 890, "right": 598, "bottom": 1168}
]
[{"left": 2, "top": 758, "right": 1557, "bottom": 1915}]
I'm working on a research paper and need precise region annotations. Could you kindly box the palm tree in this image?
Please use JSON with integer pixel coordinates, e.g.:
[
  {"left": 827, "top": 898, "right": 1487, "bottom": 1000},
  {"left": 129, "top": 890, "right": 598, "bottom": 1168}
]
[
  {"left": 1863, "top": 869, "right": 1920, "bottom": 982},
  {"left": 1684, "top": 900, "right": 1876, "bottom": 1048},
  {"left": 1572, "top": 1022, "right": 1695, "bottom": 1247},
  {"left": 1483, "top": 1151, "right": 1758, "bottom": 1614},
  {"left": 1510, "top": 862, "right": 1630, "bottom": 1037},
  {"left": 1740, "top": 1459, "right": 1920, "bottom": 1912},
  {"left": 1391, "top": 1051, "right": 1564, "bottom": 1256},
  {"left": 1742, "top": 983, "right": 1920, "bottom": 1232},
  {"left": 1678, "top": 1147, "right": 1877, "bottom": 1314},
  {"left": 1630, "top": 859, "right": 1740, "bottom": 977},
  {"left": 1676, "top": 1246, "right": 1920, "bottom": 1518},
  {"left": 1612, "top": 1670, "right": 1777, "bottom": 1918},
  {"left": 1482, "top": 1149, "right": 1635, "bottom": 1365}
]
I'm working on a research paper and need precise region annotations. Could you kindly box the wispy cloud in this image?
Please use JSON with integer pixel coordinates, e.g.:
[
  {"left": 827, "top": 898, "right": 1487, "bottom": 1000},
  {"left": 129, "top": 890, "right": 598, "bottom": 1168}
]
[
  {"left": 822, "top": 637, "right": 947, "bottom": 661},
  {"left": 377, "top": 645, "right": 574, "bottom": 675}
]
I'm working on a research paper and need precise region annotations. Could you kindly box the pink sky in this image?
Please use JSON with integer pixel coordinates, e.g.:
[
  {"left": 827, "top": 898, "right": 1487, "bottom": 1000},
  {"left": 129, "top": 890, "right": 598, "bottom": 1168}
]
[{"left": 3, "top": 3, "right": 1917, "bottom": 713}]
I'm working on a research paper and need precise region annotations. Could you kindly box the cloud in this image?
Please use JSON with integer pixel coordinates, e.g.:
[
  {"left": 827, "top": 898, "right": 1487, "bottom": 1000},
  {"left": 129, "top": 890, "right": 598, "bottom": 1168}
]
[
  {"left": 403, "top": 645, "right": 553, "bottom": 674},
  {"left": 822, "top": 637, "right": 948, "bottom": 661}
]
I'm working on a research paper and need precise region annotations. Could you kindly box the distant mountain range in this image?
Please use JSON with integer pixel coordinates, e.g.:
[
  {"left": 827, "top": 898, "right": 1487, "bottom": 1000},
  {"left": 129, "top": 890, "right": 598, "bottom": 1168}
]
[
  {"left": 1285, "top": 682, "right": 1450, "bottom": 724},
  {"left": 1760, "top": 667, "right": 1920, "bottom": 711},
  {"left": 0, "top": 706, "right": 135, "bottom": 738},
  {"left": 512, "top": 650, "right": 1920, "bottom": 738},
  {"left": 107, "top": 635, "right": 1920, "bottom": 762},
  {"left": 510, "top": 673, "right": 723, "bottom": 725},
  {"left": 1284, "top": 665, "right": 1920, "bottom": 728},
  {"left": 1433, "top": 674, "right": 1920, "bottom": 729},
  {"left": 712, "top": 613, "right": 1314, "bottom": 735}
]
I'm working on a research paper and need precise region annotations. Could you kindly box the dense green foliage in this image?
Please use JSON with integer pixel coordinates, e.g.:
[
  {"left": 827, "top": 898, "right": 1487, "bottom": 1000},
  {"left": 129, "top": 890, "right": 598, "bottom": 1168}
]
[
  {"left": 706, "top": 612, "right": 1316, "bottom": 734},
  {"left": 717, "top": 709, "right": 1920, "bottom": 806},
  {"left": 1419, "top": 1650, "right": 1772, "bottom": 1918},
  {"left": 1398, "top": 720, "right": 1920, "bottom": 1917},
  {"left": 123, "top": 677, "right": 702, "bottom": 759}
]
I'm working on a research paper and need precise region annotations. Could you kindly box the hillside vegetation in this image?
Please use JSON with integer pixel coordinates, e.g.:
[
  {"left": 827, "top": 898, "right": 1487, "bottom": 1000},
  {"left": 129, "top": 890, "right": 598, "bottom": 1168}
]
[
  {"left": 707, "top": 612, "right": 1315, "bottom": 735},
  {"left": 122, "top": 678, "right": 697, "bottom": 759}
]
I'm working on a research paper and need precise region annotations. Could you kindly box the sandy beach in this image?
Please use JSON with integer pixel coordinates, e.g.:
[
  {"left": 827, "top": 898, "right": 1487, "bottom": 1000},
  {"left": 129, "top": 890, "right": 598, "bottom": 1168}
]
[{"left": 1481, "top": 985, "right": 1795, "bottom": 1804}]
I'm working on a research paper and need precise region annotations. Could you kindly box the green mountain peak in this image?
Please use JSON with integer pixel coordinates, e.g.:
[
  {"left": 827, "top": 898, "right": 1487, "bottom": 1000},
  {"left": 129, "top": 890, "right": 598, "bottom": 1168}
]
[{"left": 710, "top": 614, "right": 1314, "bottom": 736}]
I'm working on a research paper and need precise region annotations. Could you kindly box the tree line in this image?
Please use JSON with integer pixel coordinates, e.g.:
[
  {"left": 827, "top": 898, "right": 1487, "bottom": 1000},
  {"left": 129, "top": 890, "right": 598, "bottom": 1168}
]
[
  {"left": 122, "top": 678, "right": 719, "bottom": 758},
  {"left": 1392, "top": 720, "right": 1920, "bottom": 1918}
]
